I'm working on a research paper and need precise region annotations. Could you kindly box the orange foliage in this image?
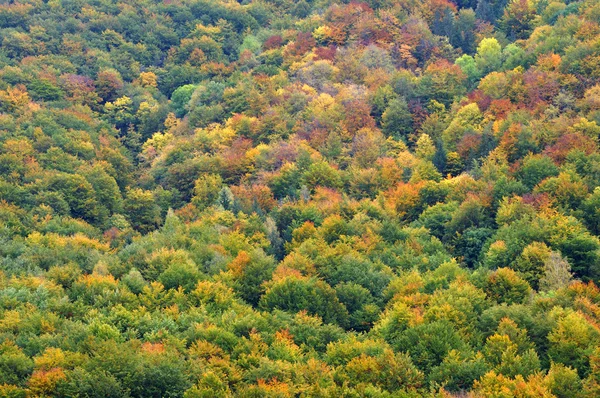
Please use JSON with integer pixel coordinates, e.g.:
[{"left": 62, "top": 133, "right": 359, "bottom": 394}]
[
  {"left": 228, "top": 251, "right": 251, "bottom": 277},
  {"left": 384, "top": 182, "right": 424, "bottom": 219},
  {"left": 0, "top": 84, "right": 30, "bottom": 112},
  {"left": 141, "top": 342, "right": 166, "bottom": 354},
  {"left": 231, "top": 184, "right": 276, "bottom": 214},
  {"left": 28, "top": 368, "right": 66, "bottom": 397},
  {"left": 544, "top": 133, "right": 597, "bottom": 163}
]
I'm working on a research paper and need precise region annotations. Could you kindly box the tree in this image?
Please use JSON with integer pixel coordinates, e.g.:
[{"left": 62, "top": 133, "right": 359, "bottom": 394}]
[
  {"left": 260, "top": 275, "right": 349, "bottom": 326},
  {"left": 483, "top": 319, "right": 541, "bottom": 378},
  {"left": 391, "top": 320, "right": 467, "bottom": 373},
  {"left": 57, "top": 368, "right": 126, "bottom": 398},
  {"left": 159, "top": 257, "right": 202, "bottom": 292},
  {"left": 430, "top": 350, "right": 489, "bottom": 392},
  {"left": 515, "top": 242, "right": 551, "bottom": 289},
  {"left": 475, "top": 38, "right": 503, "bottom": 76},
  {"left": 442, "top": 103, "right": 483, "bottom": 150},
  {"left": 485, "top": 268, "right": 532, "bottom": 304},
  {"left": 382, "top": 97, "right": 413, "bottom": 140},
  {"left": 500, "top": 0, "right": 537, "bottom": 40},
  {"left": 338, "top": 349, "right": 424, "bottom": 391},
  {"left": 123, "top": 188, "right": 162, "bottom": 234},
  {"left": 456, "top": 55, "right": 480, "bottom": 87},
  {"left": 170, "top": 84, "right": 196, "bottom": 117},
  {"left": 544, "top": 362, "right": 583, "bottom": 398},
  {"left": 301, "top": 161, "right": 343, "bottom": 192},
  {"left": 476, "top": 0, "right": 510, "bottom": 23},
  {"left": 82, "top": 164, "right": 123, "bottom": 224},
  {"left": 548, "top": 309, "right": 600, "bottom": 377},
  {"left": 335, "top": 282, "right": 378, "bottom": 331},
  {"left": 517, "top": 154, "right": 559, "bottom": 190},
  {"left": 48, "top": 173, "right": 100, "bottom": 224},
  {"left": 582, "top": 187, "right": 600, "bottom": 235},
  {"left": 0, "top": 341, "right": 33, "bottom": 386},
  {"left": 452, "top": 8, "right": 478, "bottom": 54},
  {"left": 229, "top": 249, "right": 277, "bottom": 306},
  {"left": 540, "top": 252, "right": 573, "bottom": 292},
  {"left": 127, "top": 348, "right": 191, "bottom": 398},
  {"left": 95, "top": 69, "right": 123, "bottom": 103},
  {"left": 192, "top": 174, "right": 223, "bottom": 210}
]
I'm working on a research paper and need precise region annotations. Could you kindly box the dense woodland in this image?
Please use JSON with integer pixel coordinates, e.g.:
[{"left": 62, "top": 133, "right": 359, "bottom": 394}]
[{"left": 0, "top": 0, "right": 600, "bottom": 396}]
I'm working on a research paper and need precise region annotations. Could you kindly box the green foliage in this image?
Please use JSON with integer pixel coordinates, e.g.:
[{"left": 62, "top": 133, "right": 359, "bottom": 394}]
[
  {"left": 382, "top": 98, "right": 413, "bottom": 140},
  {"left": 192, "top": 173, "right": 223, "bottom": 210},
  {"left": 518, "top": 154, "right": 560, "bottom": 190},
  {"left": 485, "top": 268, "right": 532, "bottom": 304},
  {"left": 170, "top": 84, "right": 197, "bottom": 118},
  {"left": 430, "top": 350, "right": 489, "bottom": 391},
  {"left": 0, "top": 342, "right": 33, "bottom": 386},
  {"left": 123, "top": 188, "right": 162, "bottom": 234},
  {"left": 548, "top": 309, "right": 600, "bottom": 377},
  {"left": 260, "top": 276, "right": 349, "bottom": 326},
  {"left": 391, "top": 320, "right": 467, "bottom": 373},
  {"left": 475, "top": 38, "right": 503, "bottom": 76}
]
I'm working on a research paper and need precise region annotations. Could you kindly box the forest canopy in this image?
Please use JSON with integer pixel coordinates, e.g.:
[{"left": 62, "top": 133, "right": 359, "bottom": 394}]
[{"left": 1, "top": 0, "right": 600, "bottom": 396}]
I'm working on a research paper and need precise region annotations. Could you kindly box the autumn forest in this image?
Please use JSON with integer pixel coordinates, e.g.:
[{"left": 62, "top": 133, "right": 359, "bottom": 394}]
[{"left": 1, "top": 0, "right": 600, "bottom": 396}]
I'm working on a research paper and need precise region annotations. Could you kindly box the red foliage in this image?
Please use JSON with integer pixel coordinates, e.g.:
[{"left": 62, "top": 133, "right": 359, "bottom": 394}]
[
  {"left": 327, "top": 2, "right": 373, "bottom": 27},
  {"left": 308, "top": 125, "right": 330, "bottom": 148},
  {"left": 263, "top": 35, "right": 283, "bottom": 50},
  {"left": 468, "top": 90, "right": 492, "bottom": 113},
  {"left": 399, "top": 19, "right": 431, "bottom": 49},
  {"left": 103, "top": 227, "right": 120, "bottom": 242},
  {"left": 457, "top": 133, "right": 482, "bottom": 159},
  {"left": 314, "top": 46, "right": 337, "bottom": 61},
  {"left": 523, "top": 69, "right": 560, "bottom": 106},
  {"left": 408, "top": 100, "right": 428, "bottom": 132},
  {"left": 221, "top": 138, "right": 254, "bottom": 181},
  {"left": 522, "top": 192, "right": 552, "bottom": 210},
  {"left": 324, "top": 2, "right": 376, "bottom": 45},
  {"left": 231, "top": 184, "right": 277, "bottom": 213},
  {"left": 287, "top": 32, "right": 316, "bottom": 57},
  {"left": 312, "top": 187, "right": 344, "bottom": 213},
  {"left": 343, "top": 99, "right": 376, "bottom": 135},
  {"left": 60, "top": 73, "right": 99, "bottom": 106},
  {"left": 488, "top": 99, "right": 514, "bottom": 119},
  {"left": 430, "top": 0, "right": 457, "bottom": 13},
  {"left": 270, "top": 141, "right": 300, "bottom": 169},
  {"left": 544, "top": 133, "right": 597, "bottom": 163},
  {"left": 175, "top": 203, "right": 199, "bottom": 223}
]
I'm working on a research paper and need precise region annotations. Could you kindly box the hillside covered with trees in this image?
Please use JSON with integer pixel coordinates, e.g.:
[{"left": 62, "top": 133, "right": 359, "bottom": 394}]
[{"left": 1, "top": 0, "right": 600, "bottom": 396}]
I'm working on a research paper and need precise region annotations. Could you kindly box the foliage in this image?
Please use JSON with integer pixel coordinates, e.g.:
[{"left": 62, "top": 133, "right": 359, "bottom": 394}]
[{"left": 0, "top": 0, "right": 599, "bottom": 395}]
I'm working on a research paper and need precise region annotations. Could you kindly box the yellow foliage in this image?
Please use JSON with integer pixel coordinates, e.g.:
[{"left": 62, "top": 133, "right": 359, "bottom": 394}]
[
  {"left": 0, "top": 85, "right": 30, "bottom": 112},
  {"left": 138, "top": 71, "right": 157, "bottom": 87},
  {"left": 28, "top": 368, "right": 66, "bottom": 397},
  {"left": 0, "top": 310, "right": 21, "bottom": 333}
]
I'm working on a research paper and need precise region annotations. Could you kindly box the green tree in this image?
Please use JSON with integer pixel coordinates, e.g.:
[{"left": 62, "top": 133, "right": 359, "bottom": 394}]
[
  {"left": 0, "top": 341, "right": 33, "bottom": 386},
  {"left": 382, "top": 97, "right": 413, "bottom": 140},
  {"left": 230, "top": 249, "right": 277, "bottom": 306},
  {"left": 485, "top": 268, "right": 532, "bottom": 304},
  {"left": 192, "top": 173, "right": 223, "bottom": 210},
  {"left": 170, "top": 84, "right": 196, "bottom": 117},
  {"left": 517, "top": 154, "right": 559, "bottom": 190},
  {"left": 260, "top": 276, "right": 349, "bottom": 326},
  {"left": 548, "top": 309, "right": 600, "bottom": 377},
  {"left": 500, "top": 0, "right": 537, "bottom": 40},
  {"left": 48, "top": 173, "right": 100, "bottom": 223},
  {"left": 123, "top": 188, "right": 162, "bottom": 234},
  {"left": 475, "top": 38, "right": 503, "bottom": 76}
]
